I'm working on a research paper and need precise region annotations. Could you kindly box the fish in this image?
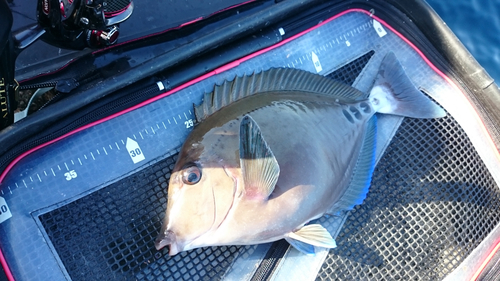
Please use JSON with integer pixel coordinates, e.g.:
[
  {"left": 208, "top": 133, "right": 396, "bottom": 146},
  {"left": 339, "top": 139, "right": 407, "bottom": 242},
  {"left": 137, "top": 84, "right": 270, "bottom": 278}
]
[{"left": 155, "top": 52, "right": 446, "bottom": 256}]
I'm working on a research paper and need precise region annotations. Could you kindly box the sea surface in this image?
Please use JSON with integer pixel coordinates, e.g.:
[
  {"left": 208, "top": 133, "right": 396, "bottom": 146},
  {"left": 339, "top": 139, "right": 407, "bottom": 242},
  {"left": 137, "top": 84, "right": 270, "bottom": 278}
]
[{"left": 426, "top": 0, "right": 500, "bottom": 85}]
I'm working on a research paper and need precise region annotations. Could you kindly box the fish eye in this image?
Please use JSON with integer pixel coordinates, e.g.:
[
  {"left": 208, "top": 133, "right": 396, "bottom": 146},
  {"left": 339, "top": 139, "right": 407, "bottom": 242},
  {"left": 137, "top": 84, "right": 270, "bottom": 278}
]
[{"left": 182, "top": 164, "right": 202, "bottom": 185}]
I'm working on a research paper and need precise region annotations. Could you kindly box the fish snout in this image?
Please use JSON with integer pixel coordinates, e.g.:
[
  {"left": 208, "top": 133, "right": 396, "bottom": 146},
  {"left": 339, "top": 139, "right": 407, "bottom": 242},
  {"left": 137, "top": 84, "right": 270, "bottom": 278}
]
[{"left": 155, "top": 229, "right": 178, "bottom": 254}]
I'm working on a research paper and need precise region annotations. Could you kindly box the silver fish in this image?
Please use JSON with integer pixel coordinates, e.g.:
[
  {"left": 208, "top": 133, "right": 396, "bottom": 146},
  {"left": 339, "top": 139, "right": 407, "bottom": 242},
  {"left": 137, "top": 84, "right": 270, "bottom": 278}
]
[{"left": 155, "top": 52, "right": 445, "bottom": 255}]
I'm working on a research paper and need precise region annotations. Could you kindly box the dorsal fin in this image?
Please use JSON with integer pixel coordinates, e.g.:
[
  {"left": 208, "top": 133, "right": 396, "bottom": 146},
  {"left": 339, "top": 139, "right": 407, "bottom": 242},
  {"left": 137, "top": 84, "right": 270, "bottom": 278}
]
[{"left": 195, "top": 68, "right": 367, "bottom": 122}]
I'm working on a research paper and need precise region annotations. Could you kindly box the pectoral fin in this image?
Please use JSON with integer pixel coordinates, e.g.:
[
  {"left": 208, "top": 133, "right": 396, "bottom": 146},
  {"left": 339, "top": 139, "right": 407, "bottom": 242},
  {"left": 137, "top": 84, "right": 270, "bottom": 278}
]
[
  {"left": 239, "top": 115, "right": 280, "bottom": 200},
  {"left": 286, "top": 224, "right": 337, "bottom": 253}
]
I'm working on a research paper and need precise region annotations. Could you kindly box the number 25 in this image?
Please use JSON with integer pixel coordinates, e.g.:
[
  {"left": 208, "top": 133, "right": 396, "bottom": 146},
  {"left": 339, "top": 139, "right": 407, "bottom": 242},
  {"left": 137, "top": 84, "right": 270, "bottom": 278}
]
[{"left": 184, "top": 119, "right": 194, "bottom": 128}]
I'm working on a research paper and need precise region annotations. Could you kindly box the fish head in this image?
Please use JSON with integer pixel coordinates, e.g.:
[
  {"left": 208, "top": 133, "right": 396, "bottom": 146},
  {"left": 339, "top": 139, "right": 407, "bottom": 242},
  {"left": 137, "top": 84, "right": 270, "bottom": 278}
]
[{"left": 155, "top": 125, "right": 240, "bottom": 255}]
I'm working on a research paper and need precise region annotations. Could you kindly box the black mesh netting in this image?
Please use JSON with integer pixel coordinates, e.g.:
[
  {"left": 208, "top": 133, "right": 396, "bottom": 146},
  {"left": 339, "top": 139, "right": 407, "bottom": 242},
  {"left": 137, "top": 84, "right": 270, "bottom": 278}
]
[
  {"left": 316, "top": 115, "right": 500, "bottom": 280},
  {"left": 104, "top": 0, "right": 131, "bottom": 14},
  {"left": 39, "top": 152, "right": 258, "bottom": 280}
]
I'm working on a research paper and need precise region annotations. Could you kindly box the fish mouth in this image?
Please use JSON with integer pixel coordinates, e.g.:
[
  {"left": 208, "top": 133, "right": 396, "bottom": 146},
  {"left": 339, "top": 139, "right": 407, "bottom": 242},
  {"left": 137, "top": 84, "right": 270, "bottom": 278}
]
[{"left": 155, "top": 229, "right": 180, "bottom": 255}]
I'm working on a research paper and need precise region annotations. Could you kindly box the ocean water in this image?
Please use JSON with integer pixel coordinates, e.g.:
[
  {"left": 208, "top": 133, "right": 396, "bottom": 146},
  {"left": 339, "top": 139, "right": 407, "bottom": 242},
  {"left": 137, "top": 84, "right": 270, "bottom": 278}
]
[{"left": 426, "top": 0, "right": 500, "bottom": 85}]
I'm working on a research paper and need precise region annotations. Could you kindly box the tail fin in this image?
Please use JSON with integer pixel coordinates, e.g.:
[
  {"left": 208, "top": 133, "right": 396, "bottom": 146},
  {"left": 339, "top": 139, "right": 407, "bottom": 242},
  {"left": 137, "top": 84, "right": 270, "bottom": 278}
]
[{"left": 369, "top": 52, "right": 446, "bottom": 118}]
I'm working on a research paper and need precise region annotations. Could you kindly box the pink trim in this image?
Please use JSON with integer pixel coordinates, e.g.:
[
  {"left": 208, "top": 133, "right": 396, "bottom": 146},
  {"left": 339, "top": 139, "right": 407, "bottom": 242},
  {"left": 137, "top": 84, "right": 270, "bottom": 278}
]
[
  {"left": 180, "top": 17, "right": 203, "bottom": 27},
  {"left": 0, "top": 249, "right": 14, "bottom": 281},
  {"left": 2, "top": 8, "right": 500, "bottom": 281},
  {"left": 471, "top": 240, "right": 500, "bottom": 281}
]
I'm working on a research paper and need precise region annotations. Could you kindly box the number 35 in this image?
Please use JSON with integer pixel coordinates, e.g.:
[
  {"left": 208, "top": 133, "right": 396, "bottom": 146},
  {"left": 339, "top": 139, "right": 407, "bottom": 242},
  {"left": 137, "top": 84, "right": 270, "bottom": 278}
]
[{"left": 64, "top": 170, "right": 77, "bottom": 181}]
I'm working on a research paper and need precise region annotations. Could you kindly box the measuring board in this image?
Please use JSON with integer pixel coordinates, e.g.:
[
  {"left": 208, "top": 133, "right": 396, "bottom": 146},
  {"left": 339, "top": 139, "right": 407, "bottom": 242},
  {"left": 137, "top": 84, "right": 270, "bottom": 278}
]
[{"left": 0, "top": 11, "right": 460, "bottom": 281}]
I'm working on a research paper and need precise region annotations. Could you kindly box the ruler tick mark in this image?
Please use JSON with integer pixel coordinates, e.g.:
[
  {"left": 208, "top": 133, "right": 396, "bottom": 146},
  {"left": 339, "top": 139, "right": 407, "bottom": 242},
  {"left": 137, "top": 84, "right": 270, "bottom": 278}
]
[
  {"left": 64, "top": 162, "right": 69, "bottom": 170},
  {"left": 188, "top": 110, "right": 192, "bottom": 115},
  {"left": 109, "top": 144, "right": 113, "bottom": 150},
  {"left": 156, "top": 124, "right": 160, "bottom": 129},
  {"left": 145, "top": 128, "right": 149, "bottom": 134},
  {"left": 30, "top": 176, "right": 33, "bottom": 182},
  {"left": 71, "top": 160, "right": 75, "bottom": 165},
  {"left": 121, "top": 139, "right": 125, "bottom": 145},
  {"left": 103, "top": 147, "right": 108, "bottom": 155},
  {"left": 133, "top": 134, "right": 137, "bottom": 140},
  {"left": 57, "top": 165, "right": 61, "bottom": 171},
  {"left": 162, "top": 122, "right": 167, "bottom": 129},
  {"left": 23, "top": 180, "right": 27, "bottom": 188},
  {"left": 84, "top": 154, "right": 88, "bottom": 160},
  {"left": 51, "top": 168, "right": 56, "bottom": 176},
  {"left": 8, "top": 186, "right": 12, "bottom": 194},
  {"left": 139, "top": 132, "right": 144, "bottom": 139},
  {"left": 78, "top": 158, "right": 82, "bottom": 165},
  {"left": 90, "top": 152, "right": 95, "bottom": 160},
  {"left": 37, "top": 174, "right": 42, "bottom": 182},
  {"left": 96, "top": 149, "right": 100, "bottom": 155},
  {"left": 44, "top": 171, "right": 47, "bottom": 176},
  {"left": 183, "top": 112, "right": 188, "bottom": 119},
  {"left": 151, "top": 127, "right": 156, "bottom": 134},
  {"left": 168, "top": 119, "right": 171, "bottom": 124},
  {"left": 115, "top": 142, "right": 120, "bottom": 150},
  {"left": 173, "top": 117, "right": 178, "bottom": 125},
  {"left": 15, "top": 182, "right": 19, "bottom": 189}
]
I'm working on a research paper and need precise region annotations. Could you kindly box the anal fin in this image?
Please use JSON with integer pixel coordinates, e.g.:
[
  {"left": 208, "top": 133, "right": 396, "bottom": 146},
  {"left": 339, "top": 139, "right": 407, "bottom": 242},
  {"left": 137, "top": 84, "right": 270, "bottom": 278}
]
[{"left": 329, "top": 115, "right": 377, "bottom": 213}]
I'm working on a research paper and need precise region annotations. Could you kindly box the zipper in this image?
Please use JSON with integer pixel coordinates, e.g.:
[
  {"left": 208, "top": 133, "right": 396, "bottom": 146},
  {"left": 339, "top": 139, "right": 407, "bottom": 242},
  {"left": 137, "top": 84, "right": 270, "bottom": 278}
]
[{"left": 250, "top": 240, "right": 290, "bottom": 281}]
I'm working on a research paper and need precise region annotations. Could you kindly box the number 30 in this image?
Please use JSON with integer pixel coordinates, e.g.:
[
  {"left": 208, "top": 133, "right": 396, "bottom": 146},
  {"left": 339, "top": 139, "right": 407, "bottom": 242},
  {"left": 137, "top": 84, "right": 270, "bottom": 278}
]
[{"left": 129, "top": 148, "right": 142, "bottom": 157}]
